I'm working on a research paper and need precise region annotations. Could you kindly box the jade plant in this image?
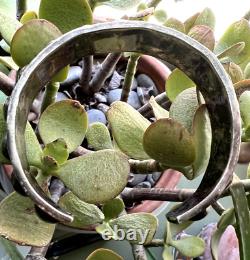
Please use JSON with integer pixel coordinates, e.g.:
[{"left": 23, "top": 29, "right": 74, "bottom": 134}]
[{"left": 0, "top": 0, "right": 250, "bottom": 259}]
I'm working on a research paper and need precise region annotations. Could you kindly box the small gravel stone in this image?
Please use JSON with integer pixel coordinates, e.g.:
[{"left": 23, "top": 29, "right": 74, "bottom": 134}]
[
  {"left": 108, "top": 71, "right": 124, "bottom": 90},
  {"left": 146, "top": 174, "right": 155, "bottom": 186},
  {"left": 56, "top": 92, "right": 70, "bottom": 102},
  {"left": 87, "top": 109, "right": 106, "bottom": 125},
  {"left": 127, "top": 173, "right": 146, "bottom": 187},
  {"left": 137, "top": 85, "right": 159, "bottom": 105},
  {"left": 60, "top": 66, "right": 82, "bottom": 87},
  {"left": 137, "top": 74, "right": 156, "bottom": 88},
  {"left": 97, "top": 103, "right": 110, "bottom": 114},
  {"left": 136, "top": 181, "right": 152, "bottom": 188},
  {"left": 152, "top": 172, "right": 162, "bottom": 182},
  {"left": 107, "top": 89, "right": 141, "bottom": 109},
  {"left": 94, "top": 92, "right": 107, "bottom": 103}
]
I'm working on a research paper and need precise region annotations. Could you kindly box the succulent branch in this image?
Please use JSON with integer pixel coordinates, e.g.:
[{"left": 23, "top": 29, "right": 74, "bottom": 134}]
[
  {"left": 121, "top": 54, "right": 140, "bottom": 102},
  {"left": 146, "top": 0, "right": 162, "bottom": 8},
  {"left": 123, "top": 7, "right": 155, "bottom": 20},
  {"left": 0, "top": 72, "right": 15, "bottom": 95},
  {"left": 145, "top": 239, "right": 164, "bottom": 247},
  {"left": 138, "top": 92, "right": 170, "bottom": 117},
  {"left": 89, "top": 53, "right": 122, "bottom": 94},
  {"left": 131, "top": 244, "right": 148, "bottom": 260},
  {"left": 16, "top": 0, "right": 27, "bottom": 20},
  {"left": 40, "top": 82, "right": 60, "bottom": 114},
  {"left": 79, "top": 56, "right": 93, "bottom": 95},
  {"left": 129, "top": 159, "right": 164, "bottom": 174}
]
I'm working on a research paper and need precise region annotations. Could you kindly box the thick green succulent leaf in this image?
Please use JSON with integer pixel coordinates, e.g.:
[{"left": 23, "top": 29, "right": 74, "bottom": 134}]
[
  {"left": 191, "top": 105, "right": 211, "bottom": 179},
  {"left": 239, "top": 91, "right": 250, "bottom": 139},
  {"left": 230, "top": 181, "right": 250, "bottom": 259},
  {"left": 217, "top": 42, "right": 245, "bottom": 60},
  {"left": 214, "top": 19, "right": 250, "bottom": 69},
  {"left": 149, "top": 96, "right": 169, "bottom": 119},
  {"left": 170, "top": 236, "right": 205, "bottom": 258},
  {"left": 0, "top": 237, "right": 23, "bottom": 260},
  {"left": 244, "top": 62, "right": 250, "bottom": 79},
  {"left": 86, "top": 122, "right": 113, "bottom": 151},
  {"left": 0, "top": 0, "right": 16, "bottom": 18},
  {"left": 107, "top": 101, "right": 150, "bottom": 160},
  {"left": 11, "top": 19, "right": 62, "bottom": 68},
  {"left": 143, "top": 118, "right": 195, "bottom": 168},
  {"left": 109, "top": 213, "right": 158, "bottom": 245},
  {"left": 164, "top": 18, "right": 185, "bottom": 33},
  {"left": 0, "top": 13, "right": 22, "bottom": 45},
  {"left": 103, "top": 198, "right": 125, "bottom": 221},
  {"left": 0, "top": 192, "right": 55, "bottom": 246},
  {"left": 222, "top": 62, "right": 244, "bottom": 83},
  {"left": 154, "top": 9, "right": 167, "bottom": 23},
  {"left": 39, "top": 100, "right": 88, "bottom": 153},
  {"left": 166, "top": 220, "right": 192, "bottom": 240},
  {"left": 58, "top": 192, "right": 104, "bottom": 229},
  {"left": 0, "top": 64, "right": 9, "bottom": 75},
  {"left": 39, "top": 0, "right": 93, "bottom": 34},
  {"left": 162, "top": 246, "right": 173, "bottom": 260},
  {"left": 25, "top": 122, "right": 43, "bottom": 168},
  {"left": 41, "top": 155, "right": 59, "bottom": 173},
  {"left": 188, "top": 25, "right": 215, "bottom": 51},
  {"left": 184, "top": 12, "right": 200, "bottom": 34},
  {"left": 43, "top": 138, "right": 69, "bottom": 165},
  {"left": 86, "top": 248, "right": 123, "bottom": 260},
  {"left": 169, "top": 87, "right": 199, "bottom": 133},
  {"left": 20, "top": 10, "right": 38, "bottom": 24},
  {"left": 57, "top": 150, "right": 129, "bottom": 204},
  {"left": 166, "top": 69, "right": 196, "bottom": 102},
  {"left": 0, "top": 106, "right": 41, "bottom": 166},
  {"left": 100, "top": 0, "right": 141, "bottom": 10},
  {"left": 194, "top": 8, "right": 215, "bottom": 30},
  {"left": 0, "top": 56, "right": 18, "bottom": 70}
]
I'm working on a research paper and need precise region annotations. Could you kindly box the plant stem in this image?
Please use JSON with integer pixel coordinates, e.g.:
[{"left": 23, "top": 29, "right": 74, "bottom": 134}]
[
  {"left": 16, "top": 0, "right": 27, "bottom": 20},
  {"left": 211, "top": 201, "right": 225, "bottom": 215},
  {"left": 129, "top": 159, "right": 164, "bottom": 174},
  {"left": 123, "top": 7, "right": 155, "bottom": 20},
  {"left": 89, "top": 53, "right": 122, "bottom": 94},
  {"left": 0, "top": 71, "right": 15, "bottom": 95},
  {"left": 147, "top": 0, "right": 162, "bottom": 8},
  {"left": 79, "top": 56, "right": 93, "bottom": 95},
  {"left": 145, "top": 239, "right": 164, "bottom": 247},
  {"left": 138, "top": 92, "right": 170, "bottom": 117},
  {"left": 40, "top": 82, "right": 59, "bottom": 114},
  {"left": 132, "top": 244, "right": 148, "bottom": 260},
  {"left": 121, "top": 54, "right": 140, "bottom": 102},
  {"left": 25, "top": 246, "right": 48, "bottom": 260}
]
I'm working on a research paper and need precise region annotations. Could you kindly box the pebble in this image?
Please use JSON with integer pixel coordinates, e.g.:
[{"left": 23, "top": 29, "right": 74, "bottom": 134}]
[
  {"left": 146, "top": 174, "right": 155, "bottom": 186},
  {"left": 137, "top": 74, "right": 155, "bottom": 88},
  {"left": 56, "top": 92, "right": 70, "bottom": 102},
  {"left": 107, "top": 89, "right": 141, "bottom": 109},
  {"left": 152, "top": 172, "right": 162, "bottom": 182},
  {"left": 127, "top": 173, "right": 146, "bottom": 187},
  {"left": 97, "top": 103, "right": 110, "bottom": 114},
  {"left": 136, "top": 181, "right": 152, "bottom": 188},
  {"left": 60, "top": 66, "right": 82, "bottom": 87},
  {"left": 94, "top": 92, "right": 107, "bottom": 103},
  {"left": 87, "top": 109, "right": 107, "bottom": 125},
  {"left": 108, "top": 71, "right": 124, "bottom": 90}
]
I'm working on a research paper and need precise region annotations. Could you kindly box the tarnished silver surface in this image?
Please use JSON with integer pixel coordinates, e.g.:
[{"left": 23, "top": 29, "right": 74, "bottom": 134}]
[{"left": 7, "top": 21, "right": 241, "bottom": 223}]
